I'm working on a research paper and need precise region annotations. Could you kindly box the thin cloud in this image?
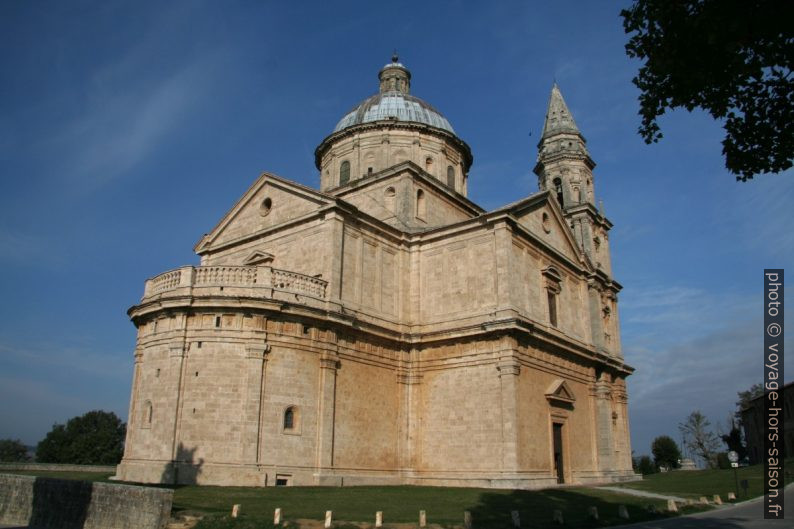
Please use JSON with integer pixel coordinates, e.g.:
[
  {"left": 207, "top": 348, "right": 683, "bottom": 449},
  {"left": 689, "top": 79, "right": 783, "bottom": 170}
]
[{"left": 50, "top": 58, "right": 220, "bottom": 190}]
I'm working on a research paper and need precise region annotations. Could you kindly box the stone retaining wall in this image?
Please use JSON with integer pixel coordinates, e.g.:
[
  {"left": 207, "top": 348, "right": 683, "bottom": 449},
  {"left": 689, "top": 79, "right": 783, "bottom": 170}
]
[
  {"left": 0, "top": 463, "right": 117, "bottom": 473},
  {"left": 0, "top": 474, "right": 172, "bottom": 529}
]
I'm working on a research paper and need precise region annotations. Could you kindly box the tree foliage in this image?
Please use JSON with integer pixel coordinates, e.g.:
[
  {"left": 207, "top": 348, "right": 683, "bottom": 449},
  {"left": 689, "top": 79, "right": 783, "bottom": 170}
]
[
  {"left": 651, "top": 435, "right": 682, "bottom": 470},
  {"left": 736, "top": 383, "right": 764, "bottom": 415},
  {"left": 621, "top": 0, "right": 794, "bottom": 180},
  {"left": 679, "top": 410, "right": 721, "bottom": 468},
  {"left": 36, "top": 410, "right": 125, "bottom": 465},
  {"left": 634, "top": 454, "right": 657, "bottom": 475},
  {"left": 0, "top": 438, "right": 30, "bottom": 462}
]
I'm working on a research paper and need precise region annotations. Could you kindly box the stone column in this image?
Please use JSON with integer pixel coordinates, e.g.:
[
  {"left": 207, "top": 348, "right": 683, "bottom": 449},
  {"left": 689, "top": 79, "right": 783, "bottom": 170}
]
[
  {"left": 497, "top": 350, "right": 521, "bottom": 473},
  {"left": 324, "top": 212, "right": 345, "bottom": 302},
  {"left": 243, "top": 342, "right": 270, "bottom": 464},
  {"left": 168, "top": 342, "right": 188, "bottom": 483},
  {"left": 397, "top": 362, "right": 422, "bottom": 472},
  {"left": 587, "top": 281, "right": 605, "bottom": 352},
  {"left": 122, "top": 349, "right": 144, "bottom": 459},
  {"left": 593, "top": 372, "right": 614, "bottom": 473},
  {"left": 315, "top": 350, "right": 340, "bottom": 474}
]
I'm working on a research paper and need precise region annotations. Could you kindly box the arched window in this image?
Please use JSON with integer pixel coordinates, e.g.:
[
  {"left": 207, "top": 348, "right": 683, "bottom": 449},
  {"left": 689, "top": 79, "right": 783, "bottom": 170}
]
[
  {"left": 447, "top": 166, "right": 455, "bottom": 189},
  {"left": 416, "top": 189, "right": 426, "bottom": 219},
  {"left": 425, "top": 157, "right": 433, "bottom": 173},
  {"left": 283, "top": 406, "right": 300, "bottom": 434},
  {"left": 553, "top": 178, "right": 564, "bottom": 208},
  {"left": 340, "top": 161, "right": 350, "bottom": 185}
]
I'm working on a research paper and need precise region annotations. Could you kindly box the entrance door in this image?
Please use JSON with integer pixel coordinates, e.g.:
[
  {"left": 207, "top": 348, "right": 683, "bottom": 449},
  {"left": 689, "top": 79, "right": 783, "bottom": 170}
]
[{"left": 553, "top": 423, "right": 564, "bottom": 484}]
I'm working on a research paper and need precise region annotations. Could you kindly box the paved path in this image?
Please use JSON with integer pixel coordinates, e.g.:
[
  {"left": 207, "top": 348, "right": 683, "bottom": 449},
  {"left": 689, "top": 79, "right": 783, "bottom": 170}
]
[
  {"left": 597, "top": 485, "right": 689, "bottom": 502},
  {"left": 616, "top": 484, "right": 793, "bottom": 529}
]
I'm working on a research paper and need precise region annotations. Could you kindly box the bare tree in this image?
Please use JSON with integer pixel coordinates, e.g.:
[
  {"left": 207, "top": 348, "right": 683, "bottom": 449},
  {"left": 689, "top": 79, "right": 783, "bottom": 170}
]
[{"left": 678, "top": 411, "right": 721, "bottom": 468}]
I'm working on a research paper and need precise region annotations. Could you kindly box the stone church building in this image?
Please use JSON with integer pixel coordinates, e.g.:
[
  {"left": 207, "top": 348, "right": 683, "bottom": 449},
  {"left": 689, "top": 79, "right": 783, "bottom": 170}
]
[{"left": 115, "top": 57, "right": 637, "bottom": 488}]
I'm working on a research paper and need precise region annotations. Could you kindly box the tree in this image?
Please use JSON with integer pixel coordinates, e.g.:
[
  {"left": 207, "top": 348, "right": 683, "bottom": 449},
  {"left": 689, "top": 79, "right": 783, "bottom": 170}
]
[
  {"left": 651, "top": 435, "right": 682, "bottom": 471},
  {"left": 0, "top": 438, "right": 30, "bottom": 462},
  {"left": 720, "top": 417, "right": 748, "bottom": 461},
  {"left": 635, "top": 455, "right": 657, "bottom": 475},
  {"left": 36, "top": 410, "right": 126, "bottom": 465},
  {"left": 735, "top": 383, "right": 764, "bottom": 416},
  {"left": 679, "top": 410, "right": 721, "bottom": 468},
  {"left": 621, "top": 0, "right": 794, "bottom": 180}
]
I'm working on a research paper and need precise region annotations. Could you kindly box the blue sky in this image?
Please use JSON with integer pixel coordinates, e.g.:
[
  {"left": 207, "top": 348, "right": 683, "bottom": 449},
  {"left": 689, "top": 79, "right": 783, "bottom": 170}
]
[{"left": 0, "top": 1, "right": 790, "bottom": 459}]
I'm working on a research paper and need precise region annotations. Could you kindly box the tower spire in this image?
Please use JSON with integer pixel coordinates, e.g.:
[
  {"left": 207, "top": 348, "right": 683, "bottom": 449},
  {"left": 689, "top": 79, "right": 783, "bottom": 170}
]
[{"left": 541, "top": 83, "right": 581, "bottom": 140}]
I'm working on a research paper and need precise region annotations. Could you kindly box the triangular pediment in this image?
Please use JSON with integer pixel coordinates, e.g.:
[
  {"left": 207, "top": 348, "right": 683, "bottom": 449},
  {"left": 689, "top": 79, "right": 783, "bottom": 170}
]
[
  {"left": 501, "top": 192, "right": 586, "bottom": 267},
  {"left": 242, "top": 250, "right": 275, "bottom": 266},
  {"left": 195, "top": 172, "right": 334, "bottom": 254},
  {"left": 545, "top": 379, "right": 576, "bottom": 404}
]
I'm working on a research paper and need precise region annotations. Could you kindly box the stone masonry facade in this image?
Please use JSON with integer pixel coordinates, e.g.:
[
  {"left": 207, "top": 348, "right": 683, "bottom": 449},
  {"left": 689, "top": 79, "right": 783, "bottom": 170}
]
[{"left": 115, "top": 58, "right": 638, "bottom": 488}]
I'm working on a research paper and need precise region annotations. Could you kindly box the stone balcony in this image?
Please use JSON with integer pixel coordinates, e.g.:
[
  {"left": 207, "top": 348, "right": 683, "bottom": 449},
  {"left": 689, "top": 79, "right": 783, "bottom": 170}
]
[{"left": 140, "top": 265, "right": 328, "bottom": 309}]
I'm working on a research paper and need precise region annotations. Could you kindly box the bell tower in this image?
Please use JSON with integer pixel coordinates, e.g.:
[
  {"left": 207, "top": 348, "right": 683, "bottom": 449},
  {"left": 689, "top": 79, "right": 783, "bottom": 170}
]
[{"left": 534, "top": 83, "right": 613, "bottom": 276}]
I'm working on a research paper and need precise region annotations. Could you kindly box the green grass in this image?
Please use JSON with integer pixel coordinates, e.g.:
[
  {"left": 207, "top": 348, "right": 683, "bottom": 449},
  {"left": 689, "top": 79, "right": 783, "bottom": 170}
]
[
  {"left": 174, "top": 484, "right": 690, "bottom": 529},
  {"left": 0, "top": 470, "right": 114, "bottom": 482},
  {"left": 615, "top": 460, "right": 794, "bottom": 500}
]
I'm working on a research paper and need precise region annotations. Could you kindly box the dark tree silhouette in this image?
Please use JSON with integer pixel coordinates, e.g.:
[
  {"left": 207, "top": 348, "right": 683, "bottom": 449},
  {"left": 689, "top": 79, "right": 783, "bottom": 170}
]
[
  {"left": 0, "top": 438, "right": 30, "bottom": 462},
  {"left": 651, "top": 435, "right": 682, "bottom": 471},
  {"left": 621, "top": 0, "right": 794, "bottom": 180},
  {"left": 36, "top": 410, "right": 125, "bottom": 465}
]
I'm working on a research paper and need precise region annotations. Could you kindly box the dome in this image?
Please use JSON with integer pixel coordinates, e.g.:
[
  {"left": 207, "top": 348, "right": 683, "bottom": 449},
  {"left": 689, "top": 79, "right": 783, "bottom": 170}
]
[
  {"left": 331, "top": 56, "right": 456, "bottom": 134},
  {"left": 333, "top": 92, "right": 455, "bottom": 134}
]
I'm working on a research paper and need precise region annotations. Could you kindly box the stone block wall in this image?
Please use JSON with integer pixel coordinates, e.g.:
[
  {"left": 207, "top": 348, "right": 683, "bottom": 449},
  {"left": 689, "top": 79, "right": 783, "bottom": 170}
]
[{"left": 0, "top": 474, "right": 172, "bottom": 529}]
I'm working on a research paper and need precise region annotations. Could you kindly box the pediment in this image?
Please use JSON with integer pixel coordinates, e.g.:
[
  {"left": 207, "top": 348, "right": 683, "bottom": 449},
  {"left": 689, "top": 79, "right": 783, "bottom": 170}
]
[
  {"left": 506, "top": 193, "right": 585, "bottom": 267},
  {"left": 195, "top": 173, "right": 334, "bottom": 254},
  {"left": 242, "top": 251, "right": 274, "bottom": 266},
  {"left": 545, "top": 379, "right": 576, "bottom": 404}
]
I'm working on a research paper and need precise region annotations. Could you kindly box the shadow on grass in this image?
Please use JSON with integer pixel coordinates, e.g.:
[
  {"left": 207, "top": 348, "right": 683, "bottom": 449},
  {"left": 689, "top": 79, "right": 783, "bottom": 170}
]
[{"left": 468, "top": 488, "right": 720, "bottom": 529}]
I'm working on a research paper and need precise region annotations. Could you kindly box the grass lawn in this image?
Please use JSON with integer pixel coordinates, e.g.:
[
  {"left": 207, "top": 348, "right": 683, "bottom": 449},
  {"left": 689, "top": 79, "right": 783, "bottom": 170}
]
[
  {"left": 0, "top": 470, "right": 114, "bottom": 482},
  {"left": 174, "top": 485, "right": 689, "bottom": 529},
  {"left": 614, "top": 459, "right": 794, "bottom": 500}
]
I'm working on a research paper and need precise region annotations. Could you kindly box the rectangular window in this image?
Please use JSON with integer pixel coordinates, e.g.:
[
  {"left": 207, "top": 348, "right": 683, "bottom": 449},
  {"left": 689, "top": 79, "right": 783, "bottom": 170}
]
[{"left": 547, "top": 291, "right": 558, "bottom": 327}]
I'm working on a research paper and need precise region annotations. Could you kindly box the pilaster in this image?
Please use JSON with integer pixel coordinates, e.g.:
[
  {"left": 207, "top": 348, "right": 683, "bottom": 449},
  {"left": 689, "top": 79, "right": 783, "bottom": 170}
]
[{"left": 315, "top": 350, "right": 340, "bottom": 475}]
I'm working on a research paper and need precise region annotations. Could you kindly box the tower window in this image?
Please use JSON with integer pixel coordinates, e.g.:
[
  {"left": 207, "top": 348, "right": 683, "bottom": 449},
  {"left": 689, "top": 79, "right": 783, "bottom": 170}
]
[
  {"left": 553, "top": 178, "right": 564, "bottom": 208},
  {"left": 547, "top": 290, "right": 558, "bottom": 327},
  {"left": 283, "top": 406, "right": 300, "bottom": 434},
  {"left": 447, "top": 166, "right": 455, "bottom": 189},
  {"left": 416, "top": 189, "right": 426, "bottom": 220},
  {"left": 542, "top": 266, "right": 562, "bottom": 328},
  {"left": 425, "top": 157, "right": 433, "bottom": 173},
  {"left": 142, "top": 401, "right": 153, "bottom": 428},
  {"left": 367, "top": 167, "right": 373, "bottom": 175},
  {"left": 340, "top": 161, "right": 350, "bottom": 185},
  {"left": 215, "top": 316, "right": 221, "bottom": 328}
]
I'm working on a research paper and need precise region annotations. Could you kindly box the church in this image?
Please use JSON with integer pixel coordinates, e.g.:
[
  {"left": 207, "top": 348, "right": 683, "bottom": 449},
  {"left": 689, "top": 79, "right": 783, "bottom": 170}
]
[{"left": 115, "top": 57, "right": 638, "bottom": 488}]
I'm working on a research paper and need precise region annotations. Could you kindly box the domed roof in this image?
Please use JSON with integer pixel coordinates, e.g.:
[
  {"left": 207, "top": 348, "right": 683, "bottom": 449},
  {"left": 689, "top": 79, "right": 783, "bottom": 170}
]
[
  {"left": 333, "top": 92, "right": 455, "bottom": 134},
  {"left": 332, "top": 55, "right": 456, "bottom": 135}
]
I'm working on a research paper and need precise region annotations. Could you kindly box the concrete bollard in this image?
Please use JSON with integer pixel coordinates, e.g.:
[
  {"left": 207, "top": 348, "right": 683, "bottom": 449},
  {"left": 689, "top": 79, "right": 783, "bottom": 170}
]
[
  {"left": 587, "top": 506, "right": 598, "bottom": 520},
  {"left": 686, "top": 499, "right": 694, "bottom": 506},
  {"left": 618, "top": 505, "right": 629, "bottom": 519},
  {"left": 713, "top": 494, "right": 722, "bottom": 505},
  {"left": 464, "top": 510, "right": 472, "bottom": 529},
  {"left": 666, "top": 499, "right": 678, "bottom": 513},
  {"left": 510, "top": 510, "right": 520, "bottom": 528},
  {"left": 552, "top": 509, "right": 564, "bottom": 524},
  {"left": 231, "top": 504, "right": 241, "bottom": 518},
  {"left": 376, "top": 511, "right": 383, "bottom": 528},
  {"left": 325, "top": 511, "right": 332, "bottom": 529},
  {"left": 699, "top": 496, "right": 709, "bottom": 505},
  {"left": 728, "top": 492, "right": 736, "bottom": 501},
  {"left": 274, "top": 508, "right": 281, "bottom": 525},
  {"left": 419, "top": 510, "right": 426, "bottom": 527}
]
